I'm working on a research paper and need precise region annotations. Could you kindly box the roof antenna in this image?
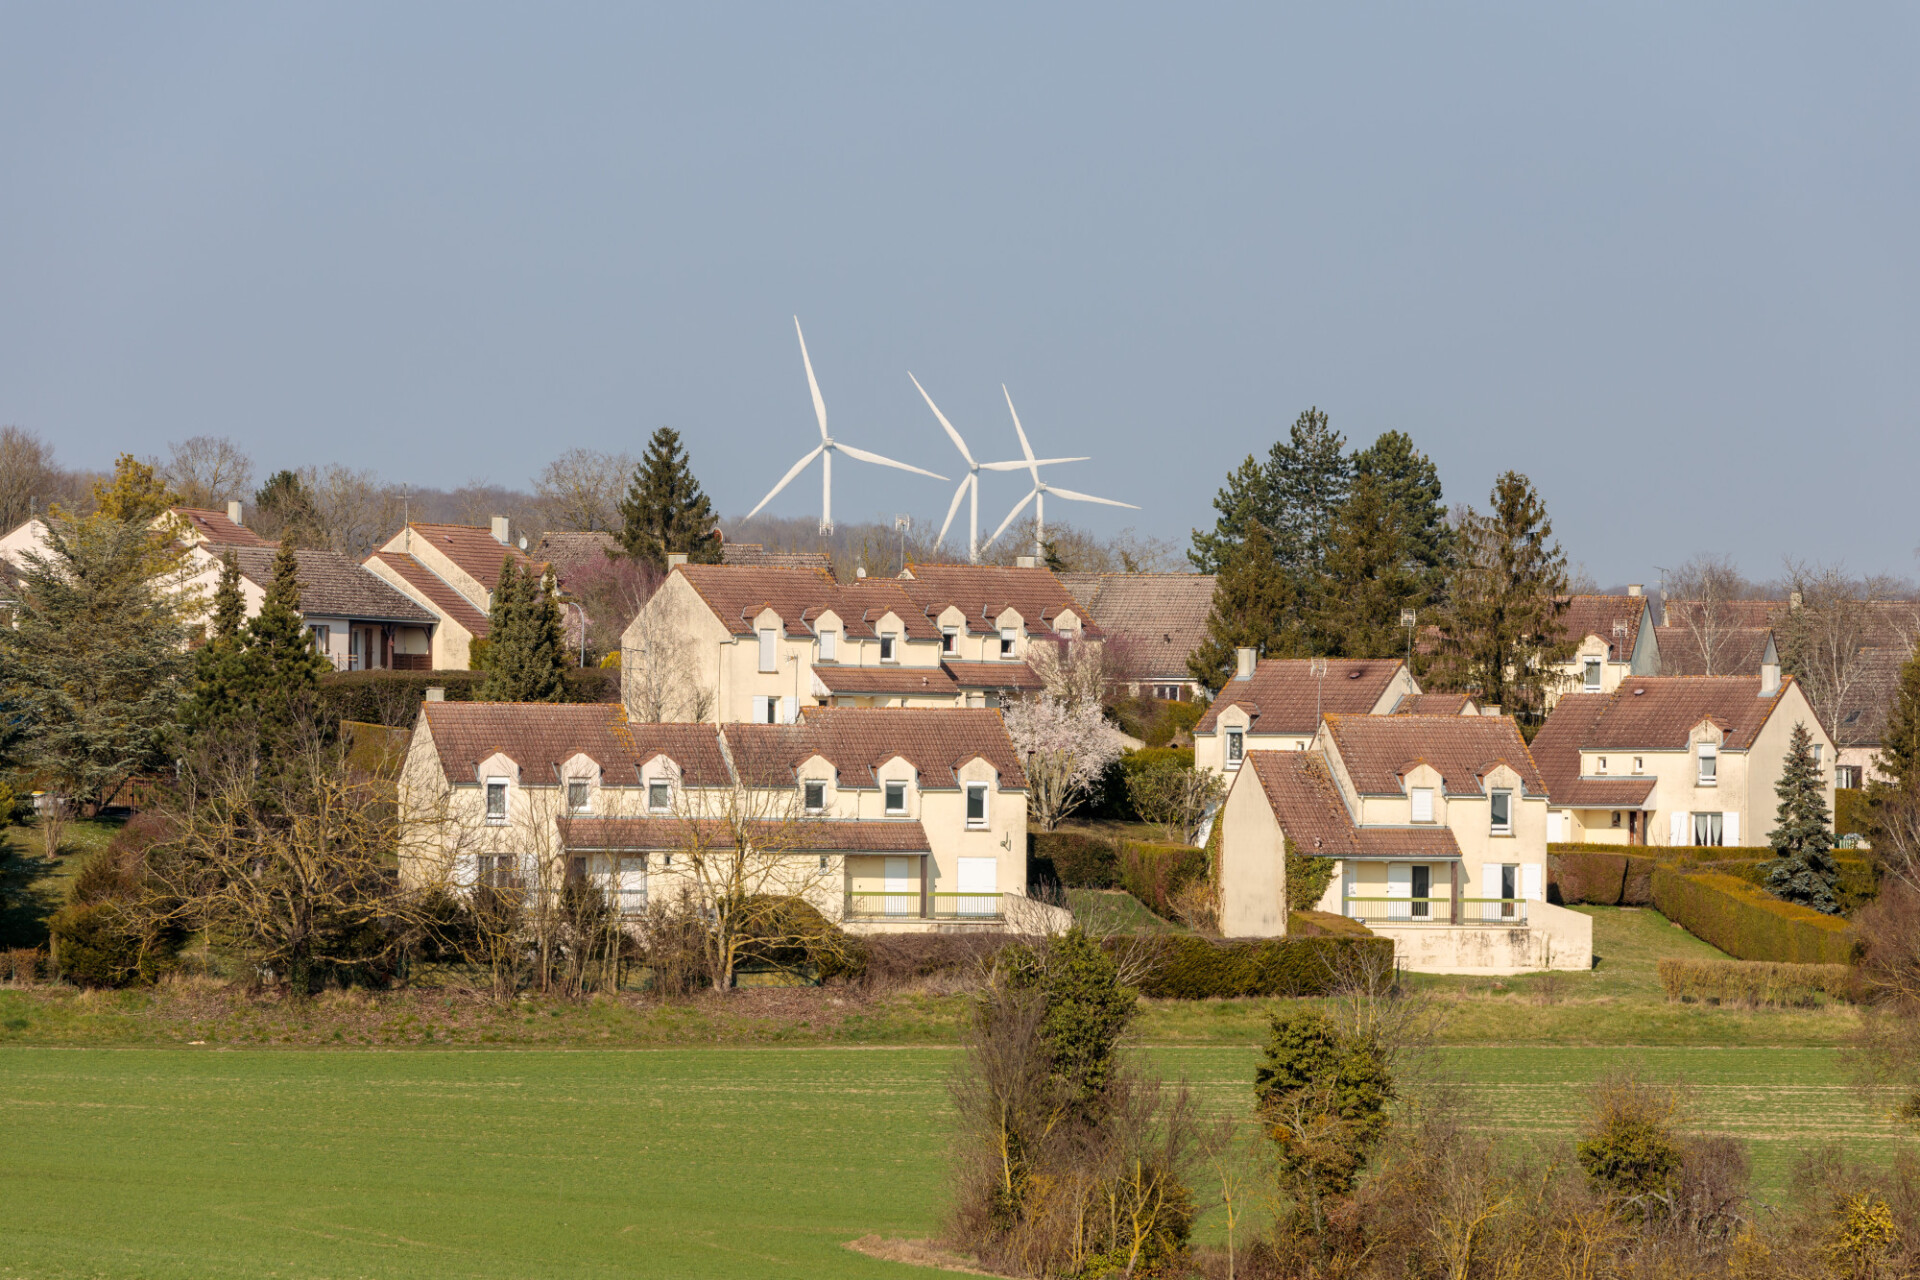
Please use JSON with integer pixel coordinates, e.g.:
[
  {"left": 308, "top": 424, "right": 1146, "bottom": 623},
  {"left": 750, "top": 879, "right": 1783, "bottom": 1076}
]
[
  {"left": 1310, "top": 656, "right": 1328, "bottom": 733},
  {"left": 403, "top": 486, "right": 411, "bottom": 552}
]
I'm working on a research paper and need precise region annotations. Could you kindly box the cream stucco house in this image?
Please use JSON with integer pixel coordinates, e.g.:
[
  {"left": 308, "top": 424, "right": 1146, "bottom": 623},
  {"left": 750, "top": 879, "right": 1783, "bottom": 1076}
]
[
  {"left": 1192, "top": 650, "right": 1422, "bottom": 776},
  {"left": 619, "top": 562, "right": 1091, "bottom": 724},
  {"left": 364, "top": 519, "right": 544, "bottom": 670},
  {"left": 1530, "top": 657, "right": 1837, "bottom": 848},
  {"left": 1217, "top": 713, "right": 1591, "bottom": 973},
  {"left": 1544, "top": 591, "right": 1659, "bottom": 707},
  {"left": 398, "top": 701, "right": 1059, "bottom": 933}
]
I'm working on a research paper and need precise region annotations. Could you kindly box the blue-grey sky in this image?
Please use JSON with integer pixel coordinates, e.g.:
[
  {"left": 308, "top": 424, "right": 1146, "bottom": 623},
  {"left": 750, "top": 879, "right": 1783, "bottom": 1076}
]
[{"left": 4, "top": 5, "right": 1917, "bottom": 580}]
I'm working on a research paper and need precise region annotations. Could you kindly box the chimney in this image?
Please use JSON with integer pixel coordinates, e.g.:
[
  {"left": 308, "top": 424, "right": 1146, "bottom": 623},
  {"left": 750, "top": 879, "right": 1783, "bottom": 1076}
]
[
  {"left": 227, "top": 500, "right": 244, "bottom": 527},
  {"left": 1627, "top": 583, "right": 1642, "bottom": 597},
  {"left": 1761, "top": 635, "right": 1781, "bottom": 696},
  {"left": 667, "top": 552, "right": 688, "bottom": 568},
  {"left": 1481, "top": 703, "right": 1502, "bottom": 717},
  {"left": 1016, "top": 555, "right": 1037, "bottom": 569},
  {"left": 490, "top": 516, "right": 510, "bottom": 544},
  {"left": 424, "top": 686, "right": 445, "bottom": 702},
  {"left": 1235, "top": 647, "right": 1256, "bottom": 681}
]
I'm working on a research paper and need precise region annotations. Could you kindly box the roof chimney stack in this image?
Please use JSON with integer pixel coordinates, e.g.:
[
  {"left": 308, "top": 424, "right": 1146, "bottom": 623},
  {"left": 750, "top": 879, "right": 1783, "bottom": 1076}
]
[
  {"left": 490, "top": 516, "right": 510, "bottom": 544},
  {"left": 1627, "top": 583, "right": 1642, "bottom": 597},
  {"left": 1235, "top": 647, "right": 1256, "bottom": 682},
  {"left": 667, "top": 553, "right": 688, "bottom": 568},
  {"left": 1761, "top": 634, "right": 1781, "bottom": 696},
  {"left": 227, "top": 500, "right": 244, "bottom": 527},
  {"left": 1016, "top": 555, "right": 1037, "bottom": 569}
]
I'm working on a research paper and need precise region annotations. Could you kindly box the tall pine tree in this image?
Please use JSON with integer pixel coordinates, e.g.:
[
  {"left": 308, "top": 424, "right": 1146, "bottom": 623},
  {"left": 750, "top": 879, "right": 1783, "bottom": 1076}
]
[
  {"left": 241, "top": 539, "right": 333, "bottom": 755},
  {"left": 252, "top": 469, "right": 325, "bottom": 548},
  {"left": 1188, "top": 524, "right": 1302, "bottom": 693},
  {"left": 1266, "top": 407, "right": 1352, "bottom": 578},
  {"left": 1352, "top": 430, "right": 1451, "bottom": 607},
  {"left": 1188, "top": 454, "right": 1276, "bottom": 573},
  {"left": 1306, "top": 474, "right": 1425, "bottom": 659},
  {"left": 478, "top": 560, "right": 568, "bottom": 702},
  {"left": 1763, "top": 722, "right": 1840, "bottom": 913},
  {"left": 619, "top": 428, "right": 721, "bottom": 570},
  {"left": 180, "top": 551, "right": 249, "bottom": 737},
  {"left": 1875, "top": 644, "right": 1920, "bottom": 795}
]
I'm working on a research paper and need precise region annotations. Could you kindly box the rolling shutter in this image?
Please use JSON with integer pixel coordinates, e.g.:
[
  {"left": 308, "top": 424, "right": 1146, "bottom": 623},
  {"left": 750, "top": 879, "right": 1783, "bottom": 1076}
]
[{"left": 1547, "top": 811, "right": 1566, "bottom": 842}]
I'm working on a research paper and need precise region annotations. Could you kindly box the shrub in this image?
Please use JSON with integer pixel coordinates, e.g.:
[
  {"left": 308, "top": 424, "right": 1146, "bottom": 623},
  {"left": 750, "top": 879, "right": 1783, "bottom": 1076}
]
[
  {"left": 1576, "top": 1076, "right": 1685, "bottom": 1221},
  {"left": 1651, "top": 867, "right": 1857, "bottom": 965},
  {"left": 315, "top": 667, "right": 618, "bottom": 728},
  {"left": 1120, "top": 934, "right": 1395, "bottom": 999},
  {"left": 1032, "top": 831, "right": 1121, "bottom": 889},
  {"left": 844, "top": 932, "right": 1010, "bottom": 986},
  {"left": 1287, "top": 910, "right": 1375, "bottom": 938},
  {"left": 1621, "top": 855, "right": 1658, "bottom": 906},
  {"left": 1700, "top": 855, "right": 1879, "bottom": 914},
  {"left": 1657, "top": 957, "right": 1856, "bottom": 1006},
  {"left": 1836, "top": 786, "right": 1871, "bottom": 837},
  {"left": 1118, "top": 841, "right": 1207, "bottom": 919},
  {"left": 2, "top": 948, "right": 47, "bottom": 984},
  {"left": 1550, "top": 850, "right": 1628, "bottom": 905},
  {"left": 50, "top": 902, "right": 164, "bottom": 988}
]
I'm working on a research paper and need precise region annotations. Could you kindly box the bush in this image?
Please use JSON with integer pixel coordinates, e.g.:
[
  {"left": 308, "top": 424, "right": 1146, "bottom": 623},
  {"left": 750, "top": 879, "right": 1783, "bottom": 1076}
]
[
  {"left": 49, "top": 902, "right": 167, "bottom": 988},
  {"left": 2, "top": 948, "right": 47, "bottom": 984},
  {"left": 1120, "top": 934, "right": 1396, "bottom": 999},
  {"left": 1031, "top": 831, "right": 1121, "bottom": 889},
  {"left": 1090, "top": 747, "right": 1197, "bottom": 821},
  {"left": 1622, "top": 854, "right": 1657, "bottom": 906},
  {"left": 1651, "top": 867, "right": 1857, "bottom": 965},
  {"left": 843, "top": 932, "right": 1010, "bottom": 986},
  {"left": 1836, "top": 787, "right": 1871, "bottom": 837},
  {"left": 1657, "top": 957, "right": 1856, "bottom": 1006},
  {"left": 1699, "top": 855, "right": 1879, "bottom": 914},
  {"left": 1550, "top": 850, "right": 1628, "bottom": 905},
  {"left": 315, "top": 667, "right": 619, "bottom": 728},
  {"left": 1118, "top": 841, "right": 1207, "bottom": 919},
  {"left": 1287, "top": 910, "right": 1375, "bottom": 938}
]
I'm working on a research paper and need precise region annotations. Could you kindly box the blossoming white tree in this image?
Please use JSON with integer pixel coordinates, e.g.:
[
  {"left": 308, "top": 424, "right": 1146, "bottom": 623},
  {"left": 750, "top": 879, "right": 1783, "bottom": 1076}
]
[{"left": 1003, "top": 691, "right": 1127, "bottom": 831}]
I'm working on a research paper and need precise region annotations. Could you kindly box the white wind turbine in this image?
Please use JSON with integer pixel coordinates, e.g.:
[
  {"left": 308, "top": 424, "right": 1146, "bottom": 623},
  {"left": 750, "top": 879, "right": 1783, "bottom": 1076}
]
[
  {"left": 983, "top": 385, "right": 1138, "bottom": 558},
  {"left": 909, "top": 373, "right": 1088, "bottom": 564},
  {"left": 744, "top": 317, "right": 947, "bottom": 535}
]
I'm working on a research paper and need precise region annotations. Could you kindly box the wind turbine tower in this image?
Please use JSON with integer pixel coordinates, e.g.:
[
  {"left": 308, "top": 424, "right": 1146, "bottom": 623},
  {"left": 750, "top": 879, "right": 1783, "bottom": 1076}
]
[
  {"left": 983, "top": 385, "right": 1137, "bottom": 560},
  {"left": 910, "top": 373, "right": 1087, "bottom": 564}
]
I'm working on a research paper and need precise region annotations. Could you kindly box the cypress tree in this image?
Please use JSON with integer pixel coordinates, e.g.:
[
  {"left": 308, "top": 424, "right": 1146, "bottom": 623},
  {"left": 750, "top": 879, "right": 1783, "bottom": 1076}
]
[
  {"left": 1188, "top": 523, "right": 1302, "bottom": 694},
  {"left": 180, "top": 551, "right": 249, "bottom": 737},
  {"left": 478, "top": 560, "right": 567, "bottom": 702},
  {"left": 240, "top": 539, "right": 332, "bottom": 753},
  {"left": 1762, "top": 722, "right": 1840, "bottom": 913},
  {"left": 618, "top": 427, "right": 720, "bottom": 570},
  {"left": 1307, "top": 474, "right": 1424, "bottom": 659}
]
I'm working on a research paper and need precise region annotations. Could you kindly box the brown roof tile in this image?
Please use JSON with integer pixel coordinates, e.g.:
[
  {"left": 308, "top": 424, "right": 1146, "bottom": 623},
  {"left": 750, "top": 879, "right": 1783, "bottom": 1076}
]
[
  {"left": 422, "top": 702, "right": 652, "bottom": 785},
  {"left": 532, "top": 532, "right": 621, "bottom": 587},
  {"left": 1246, "top": 752, "right": 1462, "bottom": 860},
  {"left": 1323, "top": 713, "right": 1545, "bottom": 797},
  {"left": 728, "top": 707, "right": 1027, "bottom": 791},
  {"left": 1390, "top": 693, "right": 1477, "bottom": 716},
  {"left": 172, "top": 507, "right": 270, "bottom": 548},
  {"left": 897, "top": 564, "right": 1104, "bottom": 638},
  {"left": 1831, "top": 645, "right": 1913, "bottom": 748},
  {"left": 941, "top": 660, "right": 1047, "bottom": 691},
  {"left": 1058, "top": 572, "right": 1213, "bottom": 680},
  {"left": 676, "top": 564, "right": 935, "bottom": 640},
  {"left": 1196, "top": 658, "right": 1407, "bottom": 735},
  {"left": 1557, "top": 594, "right": 1647, "bottom": 661},
  {"left": 720, "top": 542, "right": 833, "bottom": 568},
  {"left": 557, "top": 816, "right": 931, "bottom": 852},
  {"left": 368, "top": 552, "right": 492, "bottom": 636},
  {"left": 404, "top": 523, "right": 541, "bottom": 591},
  {"left": 812, "top": 665, "right": 960, "bottom": 697},
  {"left": 1529, "top": 693, "right": 1658, "bottom": 807},
  {"left": 1567, "top": 675, "right": 1793, "bottom": 752},
  {"left": 219, "top": 547, "right": 435, "bottom": 624},
  {"left": 1652, "top": 625, "right": 1775, "bottom": 677}
]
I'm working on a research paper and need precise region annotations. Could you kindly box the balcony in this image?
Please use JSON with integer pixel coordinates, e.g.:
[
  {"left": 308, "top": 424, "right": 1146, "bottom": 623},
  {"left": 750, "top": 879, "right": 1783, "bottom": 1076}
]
[
  {"left": 844, "top": 891, "right": 1004, "bottom": 922},
  {"left": 1344, "top": 896, "right": 1529, "bottom": 926}
]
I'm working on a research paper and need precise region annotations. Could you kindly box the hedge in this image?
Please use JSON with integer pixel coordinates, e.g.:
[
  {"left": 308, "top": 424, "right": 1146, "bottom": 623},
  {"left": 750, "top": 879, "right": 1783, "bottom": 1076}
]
[
  {"left": 1650, "top": 867, "right": 1857, "bottom": 966},
  {"left": 1119, "top": 934, "right": 1396, "bottom": 999},
  {"left": 1697, "top": 855, "right": 1879, "bottom": 915},
  {"left": 316, "top": 667, "right": 620, "bottom": 727},
  {"left": 1030, "top": 831, "right": 1122, "bottom": 890},
  {"left": 1287, "top": 910, "right": 1375, "bottom": 938},
  {"left": 1118, "top": 841, "right": 1208, "bottom": 919},
  {"left": 1656, "top": 957, "right": 1856, "bottom": 1007},
  {"left": 1835, "top": 788, "right": 1870, "bottom": 837},
  {"left": 1548, "top": 849, "right": 1657, "bottom": 906}
]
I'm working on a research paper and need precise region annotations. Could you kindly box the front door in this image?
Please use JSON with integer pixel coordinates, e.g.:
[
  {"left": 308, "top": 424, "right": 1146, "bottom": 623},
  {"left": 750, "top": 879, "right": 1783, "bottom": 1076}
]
[
  {"left": 1411, "top": 865, "right": 1431, "bottom": 918},
  {"left": 884, "top": 856, "right": 913, "bottom": 915},
  {"left": 1500, "top": 864, "right": 1518, "bottom": 918}
]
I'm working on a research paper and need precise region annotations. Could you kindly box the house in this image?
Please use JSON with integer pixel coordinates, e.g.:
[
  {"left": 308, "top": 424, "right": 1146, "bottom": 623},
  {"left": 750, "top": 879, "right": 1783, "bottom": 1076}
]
[
  {"left": 1216, "top": 712, "right": 1590, "bottom": 972},
  {"left": 1192, "top": 649, "right": 1420, "bottom": 776},
  {"left": 1529, "top": 653, "right": 1836, "bottom": 848},
  {"left": 1389, "top": 692, "right": 1484, "bottom": 716},
  {"left": 171, "top": 503, "right": 270, "bottom": 549},
  {"left": 1545, "top": 590, "right": 1659, "bottom": 704},
  {"left": 189, "top": 544, "right": 437, "bottom": 670},
  {"left": 1828, "top": 645, "right": 1911, "bottom": 789},
  {"left": 397, "top": 702, "right": 1058, "bottom": 933},
  {"left": 721, "top": 541, "right": 832, "bottom": 569},
  {"left": 531, "top": 531, "right": 621, "bottom": 593},
  {"left": 364, "top": 519, "right": 545, "bottom": 670},
  {"left": 1058, "top": 572, "right": 1216, "bottom": 701},
  {"left": 619, "top": 562, "right": 1095, "bottom": 723}
]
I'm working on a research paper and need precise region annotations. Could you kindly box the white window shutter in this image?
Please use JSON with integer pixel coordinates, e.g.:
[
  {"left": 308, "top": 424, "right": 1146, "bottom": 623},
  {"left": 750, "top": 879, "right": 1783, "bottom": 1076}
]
[
  {"left": 1669, "top": 811, "right": 1686, "bottom": 845},
  {"left": 1547, "top": 811, "right": 1565, "bottom": 842},
  {"left": 1724, "top": 811, "right": 1740, "bottom": 845},
  {"left": 1386, "top": 864, "right": 1411, "bottom": 897},
  {"left": 957, "top": 857, "right": 997, "bottom": 893},
  {"left": 1522, "top": 863, "right": 1543, "bottom": 902},
  {"left": 781, "top": 696, "right": 797, "bottom": 724}
]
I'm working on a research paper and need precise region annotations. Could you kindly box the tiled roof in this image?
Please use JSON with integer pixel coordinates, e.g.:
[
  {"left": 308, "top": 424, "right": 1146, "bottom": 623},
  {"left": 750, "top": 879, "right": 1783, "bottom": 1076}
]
[
  {"left": 1558, "top": 595, "right": 1646, "bottom": 662},
  {"left": 721, "top": 542, "right": 832, "bottom": 568},
  {"left": 533, "top": 532, "right": 621, "bottom": 587},
  {"left": 172, "top": 507, "right": 269, "bottom": 547},
  {"left": 219, "top": 547, "right": 435, "bottom": 624},
  {"left": 1195, "top": 658, "right": 1407, "bottom": 735},
  {"left": 1652, "top": 625, "right": 1775, "bottom": 677},
  {"left": 1323, "top": 713, "right": 1545, "bottom": 797},
  {"left": 1390, "top": 693, "right": 1477, "bottom": 716},
  {"left": 1245, "top": 752, "right": 1462, "bottom": 860},
  {"left": 1528, "top": 693, "right": 1659, "bottom": 808},
  {"left": 897, "top": 564, "right": 1104, "bottom": 639},
  {"left": 367, "top": 552, "right": 492, "bottom": 636},
  {"left": 623, "top": 722, "right": 735, "bottom": 786},
  {"left": 941, "top": 660, "right": 1047, "bottom": 691},
  {"left": 729, "top": 707, "right": 1027, "bottom": 791},
  {"left": 1832, "top": 646, "right": 1913, "bottom": 748},
  {"left": 1569, "top": 676, "right": 1793, "bottom": 752},
  {"left": 404, "top": 523, "right": 541, "bottom": 591},
  {"left": 557, "top": 816, "right": 931, "bottom": 853},
  {"left": 1058, "top": 573, "right": 1213, "bottom": 679},
  {"left": 421, "top": 702, "right": 653, "bottom": 786},
  {"left": 675, "top": 564, "right": 935, "bottom": 640},
  {"left": 812, "top": 665, "right": 960, "bottom": 697}
]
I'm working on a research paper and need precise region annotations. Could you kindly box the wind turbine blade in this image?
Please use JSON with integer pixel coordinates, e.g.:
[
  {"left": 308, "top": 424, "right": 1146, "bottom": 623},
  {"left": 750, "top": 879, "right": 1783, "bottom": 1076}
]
[
  {"left": 984, "top": 488, "right": 1038, "bottom": 549},
  {"left": 909, "top": 373, "right": 974, "bottom": 467},
  {"left": 978, "top": 457, "right": 1088, "bottom": 471},
  {"left": 744, "top": 445, "right": 825, "bottom": 521},
  {"left": 794, "top": 316, "right": 828, "bottom": 440},
  {"left": 835, "top": 442, "right": 947, "bottom": 480},
  {"left": 1002, "top": 385, "right": 1038, "bottom": 478},
  {"left": 1044, "top": 486, "right": 1140, "bottom": 510},
  {"left": 937, "top": 477, "right": 970, "bottom": 546}
]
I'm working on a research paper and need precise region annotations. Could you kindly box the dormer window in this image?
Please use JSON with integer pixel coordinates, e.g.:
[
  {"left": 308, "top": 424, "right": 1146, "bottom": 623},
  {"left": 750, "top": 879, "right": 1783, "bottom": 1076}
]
[
  {"left": 1225, "top": 729, "right": 1245, "bottom": 769},
  {"left": 819, "top": 630, "right": 837, "bottom": 662},
  {"left": 567, "top": 780, "right": 591, "bottom": 814},
  {"left": 1583, "top": 658, "right": 1602, "bottom": 692},
  {"left": 999, "top": 628, "right": 1016, "bottom": 659},
  {"left": 803, "top": 781, "right": 826, "bottom": 812},
  {"left": 1697, "top": 743, "right": 1717, "bottom": 786},
  {"left": 966, "top": 783, "right": 988, "bottom": 828},
  {"left": 1489, "top": 789, "right": 1512, "bottom": 835},
  {"left": 879, "top": 633, "right": 896, "bottom": 662},
  {"left": 1597, "top": 757, "right": 1607, "bottom": 774},
  {"left": 1633, "top": 757, "right": 1643, "bottom": 774},
  {"left": 485, "top": 778, "right": 508, "bottom": 824},
  {"left": 648, "top": 781, "right": 671, "bottom": 812},
  {"left": 885, "top": 781, "right": 907, "bottom": 814},
  {"left": 1410, "top": 787, "right": 1434, "bottom": 823},
  {"left": 942, "top": 627, "right": 958, "bottom": 655}
]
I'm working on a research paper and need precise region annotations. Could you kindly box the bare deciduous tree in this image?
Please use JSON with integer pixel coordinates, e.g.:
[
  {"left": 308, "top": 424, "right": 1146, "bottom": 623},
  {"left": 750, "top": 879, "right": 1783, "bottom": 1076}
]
[
  {"left": 1659, "top": 553, "right": 1753, "bottom": 676},
  {"left": 163, "top": 436, "right": 255, "bottom": 511},
  {"left": 310, "top": 465, "right": 406, "bottom": 558},
  {"left": 535, "top": 448, "right": 634, "bottom": 534},
  {"left": 0, "top": 425, "right": 59, "bottom": 532},
  {"left": 622, "top": 588, "right": 714, "bottom": 722},
  {"left": 566, "top": 552, "right": 662, "bottom": 662}
]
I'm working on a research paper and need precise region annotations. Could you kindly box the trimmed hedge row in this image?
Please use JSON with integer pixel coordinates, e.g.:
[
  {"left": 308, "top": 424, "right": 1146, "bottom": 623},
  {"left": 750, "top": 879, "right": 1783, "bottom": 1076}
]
[
  {"left": 1548, "top": 850, "right": 1658, "bottom": 906},
  {"left": 1656, "top": 957, "right": 1856, "bottom": 1007},
  {"left": 1030, "top": 831, "right": 1122, "bottom": 890},
  {"left": 316, "top": 668, "right": 620, "bottom": 727},
  {"left": 1835, "top": 787, "right": 1870, "bottom": 837},
  {"left": 1119, "top": 934, "right": 1396, "bottom": 999},
  {"left": 1650, "top": 867, "right": 1857, "bottom": 966},
  {"left": 1705, "top": 856, "right": 1879, "bottom": 915},
  {"left": 1118, "top": 841, "right": 1208, "bottom": 919}
]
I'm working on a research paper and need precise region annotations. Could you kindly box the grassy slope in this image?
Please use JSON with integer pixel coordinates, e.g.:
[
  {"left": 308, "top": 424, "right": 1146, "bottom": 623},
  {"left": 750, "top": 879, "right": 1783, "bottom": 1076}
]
[{"left": 0, "top": 817, "right": 123, "bottom": 949}]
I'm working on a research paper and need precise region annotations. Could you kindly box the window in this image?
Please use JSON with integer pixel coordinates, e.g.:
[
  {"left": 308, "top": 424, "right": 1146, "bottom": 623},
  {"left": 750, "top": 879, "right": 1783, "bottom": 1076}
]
[
  {"left": 804, "top": 780, "right": 826, "bottom": 812},
  {"left": 567, "top": 780, "right": 591, "bottom": 814},
  {"left": 648, "top": 781, "right": 671, "bottom": 812},
  {"left": 758, "top": 628, "right": 778, "bottom": 673},
  {"left": 879, "top": 633, "right": 896, "bottom": 662},
  {"left": 1633, "top": 757, "right": 1643, "bottom": 774},
  {"left": 1411, "top": 865, "right": 1431, "bottom": 918},
  {"left": 1597, "top": 757, "right": 1607, "bottom": 774},
  {"left": 1499, "top": 864, "right": 1518, "bottom": 917},
  {"left": 1611, "top": 811, "right": 1622, "bottom": 828},
  {"left": 1583, "top": 657, "right": 1602, "bottom": 692},
  {"left": 941, "top": 627, "right": 957, "bottom": 655},
  {"left": 999, "top": 628, "right": 1016, "bottom": 658},
  {"left": 818, "top": 630, "right": 837, "bottom": 661},
  {"left": 485, "top": 779, "right": 508, "bottom": 824},
  {"left": 476, "top": 854, "right": 519, "bottom": 888},
  {"left": 751, "top": 695, "right": 779, "bottom": 724},
  {"left": 966, "top": 783, "right": 989, "bottom": 828},
  {"left": 1811, "top": 743, "right": 1823, "bottom": 763},
  {"left": 1225, "top": 729, "right": 1245, "bottom": 769},
  {"left": 308, "top": 624, "right": 330, "bottom": 654},
  {"left": 1489, "top": 789, "right": 1512, "bottom": 835},
  {"left": 1410, "top": 787, "right": 1434, "bottom": 823},
  {"left": 1697, "top": 743, "right": 1717, "bottom": 785},
  {"left": 1837, "top": 765, "right": 1862, "bottom": 789},
  {"left": 885, "top": 781, "right": 908, "bottom": 814},
  {"left": 1692, "top": 812, "right": 1724, "bottom": 847}
]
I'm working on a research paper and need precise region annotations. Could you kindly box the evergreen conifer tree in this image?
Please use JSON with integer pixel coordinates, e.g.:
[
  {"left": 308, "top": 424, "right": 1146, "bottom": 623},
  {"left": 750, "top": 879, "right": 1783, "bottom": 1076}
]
[
  {"left": 252, "top": 469, "right": 325, "bottom": 547},
  {"left": 1874, "top": 644, "right": 1920, "bottom": 795},
  {"left": 478, "top": 561, "right": 568, "bottom": 702},
  {"left": 180, "top": 551, "right": 250, "bottom": 737},
  {"left": 88, "top": 454, "right": 176, "bottom": 523},
  {"left": 1306, "top": 474, "right": 1424, "bottom": 658},
  {"left": 1188, "top": 524, "right": 1301, "bottom": 693},
  {"left": 240, "top": 539, "right": 332, "bottom": 753},
  {"left": 1266, "top": 407, "right": 1352, "bottom": 577},
  {"left": 1762, "top": 722, "right": 1840, "bottom": 913},
  {"left": 1352, "top": 430, "right": 1452, "bottom": 606},
  {"left": 618, "top": 428, "right": 721, "bottom": 570},
  {"left": 1188, "top": 453, "right": 1277, "bottom": 573}
]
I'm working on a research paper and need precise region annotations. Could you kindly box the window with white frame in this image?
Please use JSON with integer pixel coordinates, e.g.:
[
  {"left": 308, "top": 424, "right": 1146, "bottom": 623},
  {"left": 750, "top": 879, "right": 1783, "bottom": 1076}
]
[
  {"left": 485, "top": 778, "right": 508, "bottom": 824},
  {"left": 803, "top": 780, "right": 826, "bottom": 812},
  {"left": 942, "top": 627, "right": 957, "bottom": 655},
  {"left": 566, "top": 780, "right": 591, "bottom": 814},
  {"left": 1225, "top": 728, "right": 1245, "bottom": 768},
  {"left": 1410, "top": 787, "right": 1434, "bottom": 823},
  {"left": 1583, "top": 657, "right": 1602, "bottom": 692},
  {"left": 966, "top": 782, "right": 988, "bottom": 828},
  {"left": 1837, "top": 764, "right": 1862, "bottom": 789},
  {"left": 1697, "top": 743, "right": 1717, "bottom": 785},
  {"left": 1692, "top": 811, "right": 1724, "bottom": 846},
  {"left": 648, "top": 780, "right": 671, "bottom": 812},
  {"left": 476, "top": 853, "right": 518, "bottom": 888},
  {"left": 308, "top": 624, "right": 331, "bottom": 654},
  {"left": 998, "top": 628, "right": 1016, "bottom": 658},
  {"left": 879, "top": 632, "right": 896, "bottom": 662},
  {"left": 1633, "top": 757, "right": 1643, "bottom": 773},
  {"left": 885, "top": 781, "right": 907, "bottom": 814},
  {"left": 758, "top": 628, "right": 778, "bottom": 673},
  {"left": 1597, "top": 757, "right": 1607, "bottom": 774},
  {"left": 818, "top": 630, "right": 837, "bottom": 661},
  {"left": 1489, "top": 788, "right": 1513, "bottom": 835},
  {"left": 1812, "top": 743, "right": 1823, "bottom": 763}
]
